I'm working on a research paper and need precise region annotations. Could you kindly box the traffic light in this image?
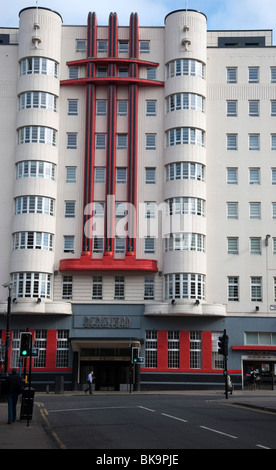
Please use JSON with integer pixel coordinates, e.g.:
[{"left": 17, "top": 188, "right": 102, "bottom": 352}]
[
  {"left": 218, "top": 330, "right": 228, "bottom": 357},
  {"left": 131, "top": 347, "right": 139, "bottom": 364},
  {"left": 20, "top": 332, "right": 32, "bottom": 357}
]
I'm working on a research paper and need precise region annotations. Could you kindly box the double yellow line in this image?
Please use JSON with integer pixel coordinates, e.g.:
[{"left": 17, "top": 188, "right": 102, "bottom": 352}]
[{"left": 37, "top": 403, "right": 67, "bottom": 450}]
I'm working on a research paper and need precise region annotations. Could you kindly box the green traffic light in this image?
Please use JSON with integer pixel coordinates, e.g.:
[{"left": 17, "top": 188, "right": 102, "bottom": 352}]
[{"left": 22, "top": 350, "right": 27, "bottom": 356}]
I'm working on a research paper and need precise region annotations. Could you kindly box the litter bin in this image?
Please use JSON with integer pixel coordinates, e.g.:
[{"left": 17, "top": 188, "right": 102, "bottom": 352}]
[
  {"left": 20, "top": 388, "right": 35, "bottom": 421},
  {"left": 55, "top": 375, "right": 64, "bottom": 394}
]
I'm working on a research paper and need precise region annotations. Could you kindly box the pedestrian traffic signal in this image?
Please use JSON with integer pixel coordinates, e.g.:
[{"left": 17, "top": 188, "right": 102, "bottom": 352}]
[
  {"left": 218, "top": 330, "right": 228, "bottom": 357},
  {"left": 20, "top": 332, "right": 32, "bottom": 357},
  {"left": 131, "top": 347, "right": 139, "bottom": 363}
]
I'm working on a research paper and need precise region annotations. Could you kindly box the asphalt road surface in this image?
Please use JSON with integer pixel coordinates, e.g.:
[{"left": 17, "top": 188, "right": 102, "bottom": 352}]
[{"left": 37, "top": 393, "right": 276, "bottom": 451}]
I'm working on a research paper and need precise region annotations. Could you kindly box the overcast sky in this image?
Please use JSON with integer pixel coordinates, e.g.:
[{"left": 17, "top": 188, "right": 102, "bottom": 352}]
[{"left": 1, "top": 0, "right": 276, "bottom": 43}]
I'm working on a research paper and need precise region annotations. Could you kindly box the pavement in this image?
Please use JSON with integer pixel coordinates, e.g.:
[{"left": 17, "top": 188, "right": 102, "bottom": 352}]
[{"left": 1, "top": 388, "right": 276, "bottom": 449}]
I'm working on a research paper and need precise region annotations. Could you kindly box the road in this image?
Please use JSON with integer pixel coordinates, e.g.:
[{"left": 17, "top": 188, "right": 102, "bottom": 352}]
[{"left": 37, "top": 393, "right": 276, "bottom": 451}]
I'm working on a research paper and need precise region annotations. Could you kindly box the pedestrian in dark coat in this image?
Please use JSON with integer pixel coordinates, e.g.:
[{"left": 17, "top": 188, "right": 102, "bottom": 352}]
[{"left": 6, "top": 368, "right": 24, "bottom": 424}]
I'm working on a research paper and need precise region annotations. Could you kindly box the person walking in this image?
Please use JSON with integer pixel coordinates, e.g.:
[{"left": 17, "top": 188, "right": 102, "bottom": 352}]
[
  {"left": 85, "top": 370, "right": 94, "bottom": 394},
  {"left": 6, "top": 368, "right": 24, "bottom": 424}
]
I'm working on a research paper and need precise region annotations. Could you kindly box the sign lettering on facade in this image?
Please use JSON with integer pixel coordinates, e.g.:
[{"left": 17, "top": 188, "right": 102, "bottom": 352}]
[{"left": 83, "top": 316, "right": 131, "bottom": 329}]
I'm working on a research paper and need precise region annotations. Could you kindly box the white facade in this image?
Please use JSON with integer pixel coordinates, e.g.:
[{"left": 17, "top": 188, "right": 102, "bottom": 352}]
[{"left": 1, "top": 7, "right": 276, "bottom": 390}]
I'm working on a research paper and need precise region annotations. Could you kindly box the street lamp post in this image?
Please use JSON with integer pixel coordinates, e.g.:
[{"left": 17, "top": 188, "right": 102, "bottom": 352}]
[{"left": 2, "top": 282, "right": 12, "bottom": 374}]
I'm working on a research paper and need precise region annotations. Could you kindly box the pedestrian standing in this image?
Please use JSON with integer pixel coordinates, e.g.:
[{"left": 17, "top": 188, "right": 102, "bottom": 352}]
[
  {"left": 85, "top": 370, "right": 94, "bottom": 394},
  {"left": 6, "top": 368, "right": 24, "bottom": 424}
]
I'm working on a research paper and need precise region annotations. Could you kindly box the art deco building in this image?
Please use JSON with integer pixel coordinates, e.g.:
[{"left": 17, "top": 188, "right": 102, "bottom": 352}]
[{"left": 1, "top": 6, "right": 276, "bottom": 391}]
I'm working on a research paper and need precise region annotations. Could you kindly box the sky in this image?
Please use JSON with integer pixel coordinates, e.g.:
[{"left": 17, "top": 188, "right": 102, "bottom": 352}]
[{"left": 1, "top": 0, "right": 276, "bottom": 43}]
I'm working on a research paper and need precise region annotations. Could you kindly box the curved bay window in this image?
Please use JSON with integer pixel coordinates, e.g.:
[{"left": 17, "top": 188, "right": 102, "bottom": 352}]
[{"left": 165, "top": 273, "right": 205, "bottom": 300}]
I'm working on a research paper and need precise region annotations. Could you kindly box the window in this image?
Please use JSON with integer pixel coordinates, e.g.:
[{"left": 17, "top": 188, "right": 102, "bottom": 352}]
[
  {"left": 13, "top": 232, "right": 53, "bottom": 251},
  {"left": 212, "top": 332, "right": 225, "bottom": 369},
  {"left": 168, "top": 331, "right": 180, "bottom": 368},
  {"left": 140, "top": 41, "right": 150, "bottom": 53},
  {"left": 227, "top": 101, "right": 237, "bottom": 116},
  {"left": 249, "top": 100, "right": 259, "bottom": 117},
  {"left": 15, "top": 196, "right": 54, "bottom": 216},
  {"left": 146, "top": 134, "right": 156, "bottom": 150},
  {"left": 271, "top": 68, "right": 276, "bottom": 83},
  {"left": 19, "top": 92, "right": 57, "bottom": 112},
  {"left": 66, "top": 167, "right": 76, "bottom": 183},
  {"left": 167, "top": 59, "right": 205, "bottom": 79},
  {"left": 68, "top": 99, "right": 78, "bottom": 116},
  {"left": 33, "top": 330, "right": 47, "bottom": 368},
  {"left": 167, "top": 128, "right": 204, "bottom": 147},
  {"left": 10, "top": 331, "right": 21, "bottom": 369},
  {"left": 165, "top": 273, "right": 205, "bottom": 300},
  {"left": 67, "top": 133, "right": 77, "bottom": 149},
  {"left": 251, "top": 277, "right": 262, "bottom": 301},
  {"left": 18, "top": 126, "right": 56, "bottom": 146},
  {"left": 249, "top": 134, "right": 260, "bottom": 150},
  {"left": 94, "top": 167, "right": 105, "bottom": 183},
  {"left": 96, "top": 100, "right": 107, "bottom": 116},
  {"left": 227, "top": 202, "right": 238, "bottom": 219},
  {"left": 145, "top": 330, "right": 157, "bottom": 368},
  {"left": 56, "top": 330, "right": 69, "bottom": 368},
  {"left": 250, "top": 238, "right": 261, "bottom": 255},
  {"left": 116, "top": 168, "right": 127, "bottom": 184},
  {"left": 228, "top": 277, "right": 239, "bottom": 301},
  {"left": 20, "top": 57, "right": 58, "bottom": 78},
  {"left": 167, "top": 197, "right": 205, "bottom": 217},
  {"left": 144, "top": 276, "right": 155, "bottom": 300},
  {"left": 249, "top": 67, "right": 259, "bottom": 83},
  {"left": 165, "top": 233, "right": 205, "bottom": 253},
  {"left": 62, "top": 275, "right": 73, "bottom": 299},
  {"left": 271, "top": 101, "right": 276, "bottom": 116},
  {"left": 227, "top": 168, "right": 238, "bottom": 185},
  {"left": 145, "top": 202, "right": 156, "bottom": 219},
  {"left": 16, "top": 161, "right": 56, "bottom": 181},
  {"left": 76, "top": 40, "right": 86, "bottom": 52},
  {"left": 271, "top": 135, "right": 276, "bottom": 150},
  {"left": 228, "top": 238, "right": 239, "bottom": 255},
  {"left": 249, "top": 168, "right": 260, "bottom": 185},
  {"left": 167, "top": 93, "right": 204, "bottom": 113},
  {"left": 227, "top": 67, "right": 237, "bottom": 83},
  {"left": 12, "top": 273, "right": 51, "bottom": 299},
  {"left": 249, "top": 202, "right": 261, "bottom": 219},
  {"left": 190, "top": 332, "right": 202, "bottom": 369},
  {"left": 97, "top": 67, "right": 107, "bottom": 77},
  {"left": 96, "top": 133, "right": 106, "bottom": 149},
  {"left": 118, "top": 40, "right": 128, "bottom": 53},
  {"left": 273, "top": 203, "right": 276, "bottom": 219},
  {"left": 114, "top": 276, "right": 124, "bottom": 300},
  {"left": 115, "top": 237, "right": 126, "bottom": 253},
  {"left": 145, "top": 168, "right": 156, "bottom": 184},
  {"left": 116, "top": 202, "right": 127, "bottom": 218},
  {"left": 65, "top": 201, "right": 75, "bottom": 218},
  {"left": 146, "top": 100, "right": 156, "bottom": 116},
  {"left": 272, "top": 169, "right": 276, "bottom": 185},
  {"left": 69, "top": 67, "right": 79, "bottom": 79},
  {"left": 147, "top": 68, "right": 156, "bottom": 80},
  {"left": 97, "top": 40, "right": 108, "bottom": 53},
  {"left": 117, "top": 134, "right": 127, "bottom": 149},
  {"left": 117, "top": 100, "right": 128, "bottom": 116},
  {"left": 93, "top": 237, "right": 104, "bottom": 253},
  {"left": 64, "top": 236, "right": 75, "bottom": 253},
  {"left": 118, "top": 67, "right": 128, "bottom": 77},
  {"left": 166, "top": 162, "right": 205, "bottom": 182},
  {"left": 246, "top": 332, "right": 276, "bottom": 345},
  {"left": 92, "top": 276, "right": 103, "bottom": 300},
  {"left": 227, "top": 134, "right": 237, "bottom": 150},
  {"left": 144, "top": 237, "right": 155, "bottom": 254}
]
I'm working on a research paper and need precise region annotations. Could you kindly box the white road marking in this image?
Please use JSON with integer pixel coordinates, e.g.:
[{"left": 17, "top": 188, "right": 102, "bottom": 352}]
[
  {"left": 161, "top": 413, "right": 188, "bottom": 423},
  {"left": 200, "top": 425, "right": 238, "bottom": 439}
]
